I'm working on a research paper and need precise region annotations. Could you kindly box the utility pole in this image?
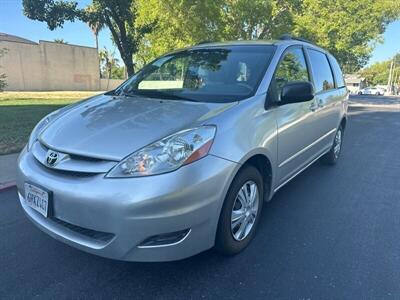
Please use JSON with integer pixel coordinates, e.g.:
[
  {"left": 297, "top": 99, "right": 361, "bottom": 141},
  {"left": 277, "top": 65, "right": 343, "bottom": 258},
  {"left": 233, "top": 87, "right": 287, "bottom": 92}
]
[
  {"left": 387, "top": 59, "right": 394, "bottom": 95},
  {"left": 393, "top": 69, "right": 399, "bottom": 95},
  {"left": 393, "top": 60, "right": 397, "bottom": 95}
]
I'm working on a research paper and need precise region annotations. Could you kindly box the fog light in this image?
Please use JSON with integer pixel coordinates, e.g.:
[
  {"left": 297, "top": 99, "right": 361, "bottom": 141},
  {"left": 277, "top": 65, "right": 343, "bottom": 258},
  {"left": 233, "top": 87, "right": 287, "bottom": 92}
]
[{"left": 138, "top": 229, "right": 191, "bottom": 248}]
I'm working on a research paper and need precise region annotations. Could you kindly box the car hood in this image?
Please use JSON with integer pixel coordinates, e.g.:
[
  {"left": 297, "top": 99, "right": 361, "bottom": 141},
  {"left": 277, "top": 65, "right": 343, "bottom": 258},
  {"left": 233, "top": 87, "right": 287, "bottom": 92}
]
[{"left": 39, "top": 94, "right": 237, "bottom": 161}]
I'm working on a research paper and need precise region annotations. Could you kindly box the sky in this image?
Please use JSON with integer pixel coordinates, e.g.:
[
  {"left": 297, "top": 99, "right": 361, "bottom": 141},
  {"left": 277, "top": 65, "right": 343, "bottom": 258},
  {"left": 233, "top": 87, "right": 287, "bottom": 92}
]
[
  {"left": 0, "top": 0, "right": 119, "bottom": 57},
  {"left": 0, "top": 0, "right": 399, "bottom": 66}
]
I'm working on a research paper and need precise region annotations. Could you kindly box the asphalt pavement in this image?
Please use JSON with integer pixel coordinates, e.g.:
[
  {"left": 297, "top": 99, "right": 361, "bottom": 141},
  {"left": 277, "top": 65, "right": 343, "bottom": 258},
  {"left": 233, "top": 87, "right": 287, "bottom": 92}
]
[
  {"left": 0, "top": 153, "right": 18, "bottom": 187},
  {"left": 1, "top": 95, "right": 400, "bottom": 299}
]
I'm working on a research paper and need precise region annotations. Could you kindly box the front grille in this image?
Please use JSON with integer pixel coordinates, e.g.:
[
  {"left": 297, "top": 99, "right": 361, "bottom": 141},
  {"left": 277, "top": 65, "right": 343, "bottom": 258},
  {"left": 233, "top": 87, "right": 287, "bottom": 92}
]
[
  {"left": 51, "top": 217, "right": 114, "bottom": 243},
  {"left": 31, "top": 141, "right": 117, "bottom": 174},
  {"left": 68, "top": 153, "right": 104, "bottom": 162},
  {"left": 31, "top": 157, "right": 94, "bottom": 177},
  {"left": 44, "top": 165, "right": 95, "bottom": 177}
]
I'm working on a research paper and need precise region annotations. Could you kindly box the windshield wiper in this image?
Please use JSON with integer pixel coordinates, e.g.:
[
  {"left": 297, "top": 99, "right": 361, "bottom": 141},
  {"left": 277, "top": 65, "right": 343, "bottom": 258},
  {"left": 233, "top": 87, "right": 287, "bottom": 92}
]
[
  {"left": 104, "top": 89, "right": 118, "bottom": 96},
  {"left": 104, "top": 89, "right": 136, "bottom": 97},
  {"left": 125, "top": 90, "right": 197, "bottom": 102},
  {"left": 118, "top": 91, "right": 140, "bottom": 98}
]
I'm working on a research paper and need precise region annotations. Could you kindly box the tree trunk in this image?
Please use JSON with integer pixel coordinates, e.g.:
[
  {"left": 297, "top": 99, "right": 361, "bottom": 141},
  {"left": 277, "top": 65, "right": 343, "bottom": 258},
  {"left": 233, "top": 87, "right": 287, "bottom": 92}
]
[
  {"left": 124, "top": 55, "right": 135, "bottom": 77},
  {"left": 103, "top": 15, "right": 135, "bottom": 77},
  {"left": 95, "top": 33, "right": 101, "bottom": 79}
]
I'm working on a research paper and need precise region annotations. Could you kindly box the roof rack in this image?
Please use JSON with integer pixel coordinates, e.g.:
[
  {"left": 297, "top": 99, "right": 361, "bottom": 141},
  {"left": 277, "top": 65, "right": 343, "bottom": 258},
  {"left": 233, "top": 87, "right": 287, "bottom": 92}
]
[
  {"left": 196, "top": 40, "right": 214, "bottom": 45},
  {"left": 279, "top": 34, "right": 315, "bottom": 45}
]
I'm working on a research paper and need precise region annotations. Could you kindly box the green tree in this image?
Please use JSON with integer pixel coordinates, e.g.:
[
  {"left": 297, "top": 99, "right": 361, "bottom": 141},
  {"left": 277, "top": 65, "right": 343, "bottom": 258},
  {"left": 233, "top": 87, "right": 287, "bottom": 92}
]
[
  {"left": 23, "top": 0, "right": 400, "bottom": 73},
  {"left": 0, "top": 48, "right": 8, "bottom": 92},
  {"left": 292, "top": 0, "right": 400, "bottom": 72},
  {"left": 135, "top": 0, "right": 297, "bottom": 64},
  {"left": 111, "top": 65, "right": 126, "bottom": 80},
  {"left": 223, "top": 0, "right": 297, "bottom": 40},
  {"left": 23, "top": 0, "right": 152, "bottom": 76},
  {"left": 85, "top": 4, "right": 104, "bottom": 78},
  {"left": 99, "top": 47, "right": 120, "bottom": 79},
  {"left": 135, "top": 0, "right": 225, "bottom": 65},
  {"left": 360, "top": 53, "right": 400, "bottom": 86},
  {"left": 136, "top": 0, "right": 399, "bottom": 72},
  {"left": 85, "top": 4, "right": 104, "bottom": 53}
]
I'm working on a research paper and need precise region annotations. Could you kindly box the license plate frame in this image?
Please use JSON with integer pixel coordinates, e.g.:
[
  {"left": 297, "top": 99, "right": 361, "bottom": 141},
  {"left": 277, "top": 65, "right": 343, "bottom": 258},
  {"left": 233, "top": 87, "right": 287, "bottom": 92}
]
[{"left": 24, "top": 182, "right": 53, "bottom": 218}]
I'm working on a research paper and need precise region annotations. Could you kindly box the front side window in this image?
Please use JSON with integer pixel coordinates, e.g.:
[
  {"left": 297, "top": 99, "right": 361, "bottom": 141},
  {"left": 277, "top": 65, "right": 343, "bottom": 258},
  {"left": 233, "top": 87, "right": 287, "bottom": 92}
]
[
  {"left": 308, "top": 49, "right": 335, "bottom": 92},
  {"left": 269, "top": 47, "right": 309, "bottom": 102},
  {"left": 119, "top": 46, "right": 276, "bottom": 103}
]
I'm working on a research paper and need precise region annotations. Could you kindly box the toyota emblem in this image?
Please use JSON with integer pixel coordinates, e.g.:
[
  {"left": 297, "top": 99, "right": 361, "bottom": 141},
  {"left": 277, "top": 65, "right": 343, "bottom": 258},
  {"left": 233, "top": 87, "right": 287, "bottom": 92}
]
[{"left": 46, "top": 150, "right": 59, "bottom": 166}]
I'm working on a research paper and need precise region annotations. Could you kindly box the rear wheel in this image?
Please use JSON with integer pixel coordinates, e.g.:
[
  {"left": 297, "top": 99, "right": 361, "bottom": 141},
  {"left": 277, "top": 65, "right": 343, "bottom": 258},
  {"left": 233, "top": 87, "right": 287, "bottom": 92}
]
[
  {"left": 215, "top": 165, "right": 264, "bottom": 255},
  {"left": 320, "top": 126, "right": 343, "bottom": 165}
]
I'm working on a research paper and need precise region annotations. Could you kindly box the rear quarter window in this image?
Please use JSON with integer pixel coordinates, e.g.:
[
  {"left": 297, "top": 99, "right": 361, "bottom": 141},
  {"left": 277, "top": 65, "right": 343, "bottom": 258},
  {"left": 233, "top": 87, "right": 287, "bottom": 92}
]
[{"left": 328, "top": 55, "right": 346, "bottom": 88}]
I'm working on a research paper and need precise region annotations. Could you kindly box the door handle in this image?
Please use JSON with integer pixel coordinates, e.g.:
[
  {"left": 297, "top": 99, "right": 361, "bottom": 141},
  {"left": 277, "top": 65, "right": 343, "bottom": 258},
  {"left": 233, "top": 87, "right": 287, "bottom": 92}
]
[
  {"left": 310, "top": 99, "right": 324, "bottom": 111},
  {"left": 309, "top": 103, "right": 318, "bottom": 111}
]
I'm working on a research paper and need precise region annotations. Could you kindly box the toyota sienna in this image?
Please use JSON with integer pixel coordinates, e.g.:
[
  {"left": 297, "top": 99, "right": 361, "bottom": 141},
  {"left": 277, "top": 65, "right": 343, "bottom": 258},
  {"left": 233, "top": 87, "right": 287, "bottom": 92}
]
[{"left": 17, "top": 36, "right": 348, "bottom": 261}]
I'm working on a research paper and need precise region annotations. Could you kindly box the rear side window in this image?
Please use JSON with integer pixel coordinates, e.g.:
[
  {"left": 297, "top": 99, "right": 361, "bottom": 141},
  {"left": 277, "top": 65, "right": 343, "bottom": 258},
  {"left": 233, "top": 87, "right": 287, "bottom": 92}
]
[
  {"left": 307, "top": 49, "right": 335, "bottom": 93},
  {"left": 328, "top": 55, "right": 345, "bottom": 88}
]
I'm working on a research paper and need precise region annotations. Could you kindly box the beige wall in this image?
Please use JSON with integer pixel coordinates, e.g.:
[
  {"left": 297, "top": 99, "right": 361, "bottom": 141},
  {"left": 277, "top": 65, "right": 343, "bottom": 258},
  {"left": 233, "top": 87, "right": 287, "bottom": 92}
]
[
  {"left": 0, "top": 40, "right": 109, "bottom": 91},
  {"left": 100, "top": 78, "right": 125, "bottom": 91}
]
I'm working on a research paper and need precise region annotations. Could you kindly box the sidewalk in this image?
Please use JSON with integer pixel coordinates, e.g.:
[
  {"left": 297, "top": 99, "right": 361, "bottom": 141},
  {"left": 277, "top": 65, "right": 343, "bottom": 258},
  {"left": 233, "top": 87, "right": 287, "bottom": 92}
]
[{"left": 0, "top": 153, "right": 19, "bottom": 190}]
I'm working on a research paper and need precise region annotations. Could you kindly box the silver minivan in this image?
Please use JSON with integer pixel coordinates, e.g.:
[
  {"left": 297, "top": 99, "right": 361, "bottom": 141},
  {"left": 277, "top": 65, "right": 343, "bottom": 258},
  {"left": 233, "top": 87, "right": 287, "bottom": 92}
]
[{"left": 17, "top": 36, "right": 348, "bottom": 261}]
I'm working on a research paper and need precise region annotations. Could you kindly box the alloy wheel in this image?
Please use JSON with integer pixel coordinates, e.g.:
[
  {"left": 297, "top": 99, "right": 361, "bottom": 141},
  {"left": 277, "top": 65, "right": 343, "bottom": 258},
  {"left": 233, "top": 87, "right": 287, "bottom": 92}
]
[
  {"left": 230, "top": 181, "right": 259, "bottom": 241},
  {"left": 334, "top": 129, "right": 342, "bottom": 159}
]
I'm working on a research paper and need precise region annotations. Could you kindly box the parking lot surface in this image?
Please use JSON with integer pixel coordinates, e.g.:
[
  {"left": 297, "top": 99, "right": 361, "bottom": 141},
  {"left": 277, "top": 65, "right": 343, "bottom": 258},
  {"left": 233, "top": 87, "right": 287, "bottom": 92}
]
[{"left": 1, "top": 95, "right": 399, "bottom": 299}]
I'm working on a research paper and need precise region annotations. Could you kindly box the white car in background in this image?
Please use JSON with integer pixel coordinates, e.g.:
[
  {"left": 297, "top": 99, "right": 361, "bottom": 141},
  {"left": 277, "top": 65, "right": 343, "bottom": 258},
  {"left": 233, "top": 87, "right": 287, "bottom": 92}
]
[{"left": 358, "top": 87, "right": 386, "bottom": 95}]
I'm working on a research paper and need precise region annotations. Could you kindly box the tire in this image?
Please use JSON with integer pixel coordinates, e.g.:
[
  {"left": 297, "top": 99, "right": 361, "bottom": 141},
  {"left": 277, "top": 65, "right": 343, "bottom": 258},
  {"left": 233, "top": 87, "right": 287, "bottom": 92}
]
[
  {"left": 320, "top": 125, "right": 344, "bottom": 165},
  {"left": 215, "top": 165, "right": 264, "bottom": 256},
  {"left": 358, "top": 92, "right": 362, "bottom": 95}
]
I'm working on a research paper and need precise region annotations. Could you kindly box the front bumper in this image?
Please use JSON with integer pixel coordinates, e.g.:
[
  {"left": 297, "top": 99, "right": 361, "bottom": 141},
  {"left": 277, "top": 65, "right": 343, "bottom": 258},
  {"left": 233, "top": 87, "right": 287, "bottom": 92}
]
[{"left": 16, "top": 147, "right": 238, "bottom": 261}]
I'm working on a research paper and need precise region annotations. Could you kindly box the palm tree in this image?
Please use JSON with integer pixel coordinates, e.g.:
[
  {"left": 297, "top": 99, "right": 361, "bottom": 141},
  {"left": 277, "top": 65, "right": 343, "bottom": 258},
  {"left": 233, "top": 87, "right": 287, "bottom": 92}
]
[
  {"left": 53, "top": 38, "right": 68, "bottom": 44},
  {"left": 85, "top": 5, "right": 104, "bottom": 79},
  {"left": 99, "top": 47, "right": 120, "bottom": 89}
]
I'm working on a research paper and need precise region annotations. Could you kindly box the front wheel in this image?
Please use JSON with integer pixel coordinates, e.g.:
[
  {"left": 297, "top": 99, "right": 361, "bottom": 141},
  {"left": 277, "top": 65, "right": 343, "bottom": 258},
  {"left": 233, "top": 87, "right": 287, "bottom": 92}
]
[
  {"left": 320, "top": 126, "right": 343, "bottom": 165},
  {"left": 215, "top": 165, "right": 264, "bottom": 256}
]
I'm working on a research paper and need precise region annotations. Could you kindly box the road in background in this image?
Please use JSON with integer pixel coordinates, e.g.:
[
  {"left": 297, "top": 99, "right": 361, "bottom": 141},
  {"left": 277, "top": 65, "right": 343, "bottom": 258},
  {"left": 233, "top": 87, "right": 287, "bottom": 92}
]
[
  {"left": 349, "top": 94, "right": 400, "bottom": 108},
  {"left": 1, "top": 95, "right": 399, "bottom": 299}
]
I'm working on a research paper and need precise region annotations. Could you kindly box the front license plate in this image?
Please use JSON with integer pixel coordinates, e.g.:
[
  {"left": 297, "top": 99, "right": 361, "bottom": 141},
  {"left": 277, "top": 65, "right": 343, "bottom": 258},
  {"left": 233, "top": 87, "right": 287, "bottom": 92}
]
[{"left": 24, "top": 183, "right": 49, "bottom": 217}]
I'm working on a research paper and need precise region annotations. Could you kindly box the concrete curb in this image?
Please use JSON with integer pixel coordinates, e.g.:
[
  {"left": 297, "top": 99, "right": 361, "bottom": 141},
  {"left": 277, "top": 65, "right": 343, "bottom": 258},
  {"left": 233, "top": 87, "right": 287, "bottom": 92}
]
[{"left": 0, "top": 181, "right": 16, "bottom": 191}]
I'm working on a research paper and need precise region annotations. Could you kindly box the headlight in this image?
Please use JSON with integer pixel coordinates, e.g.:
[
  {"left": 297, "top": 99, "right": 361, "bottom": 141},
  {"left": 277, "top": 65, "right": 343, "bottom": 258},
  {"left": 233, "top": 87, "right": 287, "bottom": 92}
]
[
  {"left": 27, "top": 110, "right": 59, "bottom": 151},
  {"left": 106, "top": 126, "right": 216, "bottom": 178}
]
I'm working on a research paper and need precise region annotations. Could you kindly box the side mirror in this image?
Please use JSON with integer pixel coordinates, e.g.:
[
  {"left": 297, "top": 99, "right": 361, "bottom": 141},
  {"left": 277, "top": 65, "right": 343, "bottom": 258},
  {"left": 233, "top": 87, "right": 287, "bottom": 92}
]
[{"left": 281, "top": 81, "right": 314, "bottom": 104}]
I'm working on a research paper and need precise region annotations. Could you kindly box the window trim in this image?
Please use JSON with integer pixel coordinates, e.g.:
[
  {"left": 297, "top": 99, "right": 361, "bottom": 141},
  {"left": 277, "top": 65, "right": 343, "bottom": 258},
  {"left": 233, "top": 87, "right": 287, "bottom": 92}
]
[
  {"left": 266, "top": 45, "right": 312, "bottom": 108},
  {"left": 305, "top": 47, "right": 336, "bottom": 95}
]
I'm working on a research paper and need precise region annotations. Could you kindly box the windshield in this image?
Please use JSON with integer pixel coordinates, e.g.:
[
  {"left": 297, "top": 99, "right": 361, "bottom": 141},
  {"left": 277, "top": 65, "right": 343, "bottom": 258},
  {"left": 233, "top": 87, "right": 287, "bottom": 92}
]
[{"left": 118, "top": 45, "right": 276, "bottom": 103}]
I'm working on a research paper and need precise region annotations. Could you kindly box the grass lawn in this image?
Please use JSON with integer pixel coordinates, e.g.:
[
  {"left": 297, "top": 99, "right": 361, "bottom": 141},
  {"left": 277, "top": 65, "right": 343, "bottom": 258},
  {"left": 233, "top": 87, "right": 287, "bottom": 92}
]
[{"left": 0, "top": 91, "right": 100, "bottom": 155}]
